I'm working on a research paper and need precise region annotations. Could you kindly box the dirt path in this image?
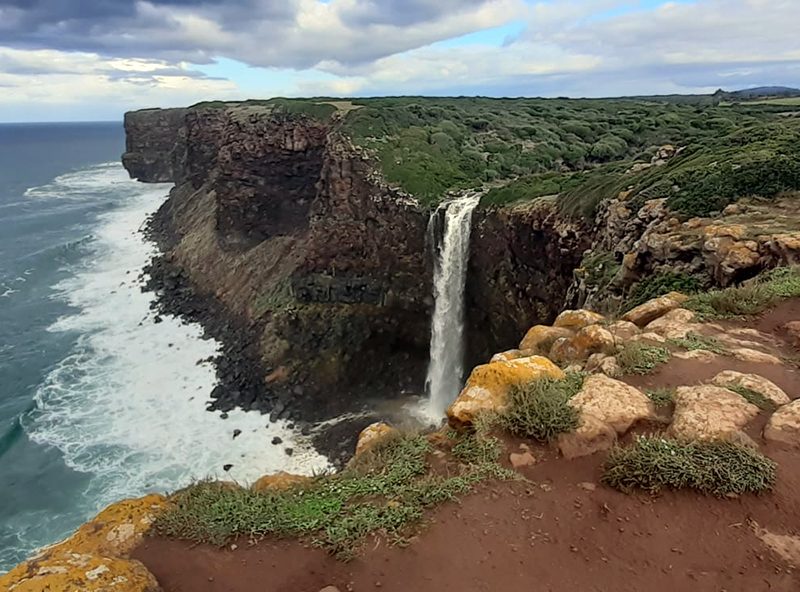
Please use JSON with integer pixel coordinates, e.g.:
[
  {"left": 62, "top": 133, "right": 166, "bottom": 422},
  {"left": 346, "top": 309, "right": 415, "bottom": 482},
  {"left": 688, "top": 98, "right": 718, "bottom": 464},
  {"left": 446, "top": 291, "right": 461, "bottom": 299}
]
[{"left": 133, "top": 302, "right": 800, "bottom": 592}]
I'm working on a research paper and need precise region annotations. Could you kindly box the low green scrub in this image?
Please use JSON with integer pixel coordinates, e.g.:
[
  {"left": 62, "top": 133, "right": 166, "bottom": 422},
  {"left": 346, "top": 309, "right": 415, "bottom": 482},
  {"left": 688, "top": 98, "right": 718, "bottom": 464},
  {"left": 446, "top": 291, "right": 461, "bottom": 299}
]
[
  {"left": 602, "top": 436, "right": 776, "bottom": 496},
  {"left": 667, "top": 333, "right": 728, "bottom": 355},
  {"left": 153, "top": 434, "right": 511, "bottom": 559},
  {"left": 686, "top": 266, "right": 800, "bottom": 319},
  {"left": 497, "top": 373, "right": 585, "bottom": 441},
  {"left": 645, "top": 388, "right": 675, "bottom": 407},
  {"left": 625, "top": 272, "right": 703, "bottom": 310},
  {"left": 616, "top": 343, "right": 670, "bottom": 375},
  {"left": 727, "top": 385, "right": 778, "bottom": 412}
]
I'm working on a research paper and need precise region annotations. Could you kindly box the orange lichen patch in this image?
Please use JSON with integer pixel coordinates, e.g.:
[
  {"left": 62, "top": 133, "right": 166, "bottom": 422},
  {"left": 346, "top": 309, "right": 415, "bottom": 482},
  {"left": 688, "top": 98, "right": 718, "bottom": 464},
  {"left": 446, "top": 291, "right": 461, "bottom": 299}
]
[
  {"left": 447, "top": 356, "right": 565, "bottom": 426},
  {"left": 519, "top": 325, "right": 574, "bottom": 353},
  {"left": 552, "top": 310, "right": 606, "bottom": 331}
]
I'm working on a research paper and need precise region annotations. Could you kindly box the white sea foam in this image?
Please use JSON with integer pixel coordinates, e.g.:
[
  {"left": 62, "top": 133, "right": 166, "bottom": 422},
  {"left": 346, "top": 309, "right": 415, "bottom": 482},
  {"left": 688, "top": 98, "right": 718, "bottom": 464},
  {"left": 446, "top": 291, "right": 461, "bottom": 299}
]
[{"left": 24, "top": 163, "right": 329, "bottom": 514}]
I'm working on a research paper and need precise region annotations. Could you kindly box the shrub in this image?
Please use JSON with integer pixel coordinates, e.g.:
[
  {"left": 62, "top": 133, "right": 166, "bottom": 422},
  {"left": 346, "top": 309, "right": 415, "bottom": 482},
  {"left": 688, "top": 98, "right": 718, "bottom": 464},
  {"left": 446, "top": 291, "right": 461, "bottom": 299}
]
[
  {"left": 667, "top": 333, "right": 728, "bottom": 355},
  {"left": 602, "top": 436, "right": 776, "bottom": 496},
  {"left": 645, "top": 388, "right": 675, "bottom": 407},
  {"left": 498, "top": 373, "right": 585, "bottom": 441},
  {"left": 625, "top": 272, "right": 703, "bottom": 310},
  {"left": 616, "top": 343, "right": 670, "bottom": 375}
]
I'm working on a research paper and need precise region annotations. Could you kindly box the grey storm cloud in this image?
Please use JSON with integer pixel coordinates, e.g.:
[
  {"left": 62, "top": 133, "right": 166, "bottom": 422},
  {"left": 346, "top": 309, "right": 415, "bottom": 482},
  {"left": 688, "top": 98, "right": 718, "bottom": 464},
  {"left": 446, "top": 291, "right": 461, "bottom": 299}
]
[{"left": 0, "top": 0, "right": 512, "bottom": 69}]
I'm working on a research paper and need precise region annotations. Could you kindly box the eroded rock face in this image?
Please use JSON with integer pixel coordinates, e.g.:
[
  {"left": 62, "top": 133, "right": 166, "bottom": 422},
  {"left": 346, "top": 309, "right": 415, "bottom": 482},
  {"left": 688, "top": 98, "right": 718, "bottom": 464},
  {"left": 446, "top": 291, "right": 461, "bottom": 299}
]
[
  {"left": 670, "top": 385, "right": 760, "bottom": 442},
  {"left": 447, "top": 356, "right": 565, "bottom": 427},
  {"left": 764, "top": 400, "right": 800, "bottom": 447}
]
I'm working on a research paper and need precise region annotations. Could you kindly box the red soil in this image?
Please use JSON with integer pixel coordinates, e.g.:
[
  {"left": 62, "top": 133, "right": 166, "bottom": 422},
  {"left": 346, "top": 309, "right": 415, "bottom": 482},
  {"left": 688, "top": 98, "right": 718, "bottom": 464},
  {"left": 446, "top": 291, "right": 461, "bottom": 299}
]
[{"left": 132, "top": 302, "right": 800, "bottom": 592}]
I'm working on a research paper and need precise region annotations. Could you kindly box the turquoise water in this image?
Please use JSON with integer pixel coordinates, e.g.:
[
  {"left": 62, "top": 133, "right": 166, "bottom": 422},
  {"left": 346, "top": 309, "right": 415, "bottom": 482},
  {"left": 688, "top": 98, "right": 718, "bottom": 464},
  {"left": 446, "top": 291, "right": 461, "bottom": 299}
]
[{"left": 0, "top": 123, "right": 327, "bottom": 571}]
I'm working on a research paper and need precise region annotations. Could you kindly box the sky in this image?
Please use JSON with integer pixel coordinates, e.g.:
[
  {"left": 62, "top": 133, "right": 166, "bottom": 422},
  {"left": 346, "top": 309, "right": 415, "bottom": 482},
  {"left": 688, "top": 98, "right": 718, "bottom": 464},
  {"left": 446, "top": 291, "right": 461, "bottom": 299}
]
[{"left": 1, "top": 0, "right": 799, "bottom": 122}]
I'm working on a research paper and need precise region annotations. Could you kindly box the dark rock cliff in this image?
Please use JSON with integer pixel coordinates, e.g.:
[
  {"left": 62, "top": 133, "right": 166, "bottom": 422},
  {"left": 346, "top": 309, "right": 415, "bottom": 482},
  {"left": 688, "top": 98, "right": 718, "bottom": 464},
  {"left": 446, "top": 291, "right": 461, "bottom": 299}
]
[{"left": 122, "top": 105, "right": 589, "bottom": 439}]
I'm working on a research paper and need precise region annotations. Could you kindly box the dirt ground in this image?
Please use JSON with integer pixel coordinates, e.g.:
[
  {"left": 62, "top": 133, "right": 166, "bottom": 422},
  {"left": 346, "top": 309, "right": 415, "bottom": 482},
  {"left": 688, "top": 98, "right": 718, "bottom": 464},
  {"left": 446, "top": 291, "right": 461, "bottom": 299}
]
[{"left": 132, "top": 302, "right": 800, "bottom": 592}]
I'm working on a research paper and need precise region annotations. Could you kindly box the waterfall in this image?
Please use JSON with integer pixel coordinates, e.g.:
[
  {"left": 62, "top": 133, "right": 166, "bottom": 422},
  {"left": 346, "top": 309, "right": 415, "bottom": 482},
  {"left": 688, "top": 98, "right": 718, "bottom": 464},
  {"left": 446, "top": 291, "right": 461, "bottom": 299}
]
[{"left": 424, "top": 192, "right": 482, "bottom": 418}]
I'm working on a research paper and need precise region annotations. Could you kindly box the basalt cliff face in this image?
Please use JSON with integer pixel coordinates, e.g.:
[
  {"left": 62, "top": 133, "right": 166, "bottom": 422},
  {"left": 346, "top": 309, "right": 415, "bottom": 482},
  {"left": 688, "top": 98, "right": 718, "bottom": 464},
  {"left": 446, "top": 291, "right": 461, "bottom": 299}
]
[{"left": 122, "top": 105, "right": 586, "bottom": 437}]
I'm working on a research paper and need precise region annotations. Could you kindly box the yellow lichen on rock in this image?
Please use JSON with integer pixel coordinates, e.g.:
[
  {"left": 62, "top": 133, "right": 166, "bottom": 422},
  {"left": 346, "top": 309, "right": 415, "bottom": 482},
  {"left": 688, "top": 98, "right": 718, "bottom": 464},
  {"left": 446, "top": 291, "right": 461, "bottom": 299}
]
[
  {"left": 490, "top": 349, "right": 534, "bottom": 363},
  {"left": 49, "top": 494, "right": 168, "bottom": 558},
  {"left": 552, "top": 309, "right": 605, "bottom": 331},
  {"left": 0, "top": 552, "right": 161, "bottom": 592},
  {"left": 518, "top": 325, "right": 574, "bottom": 353},
  {"left": 354, "top": 422, "right": 399, "bottom": 456},
  {"left": 252, "top": 472, "right": 313, "bottom": 493},
  {"left": 447, "top": 356, "right": 565, "bottom": 426}
]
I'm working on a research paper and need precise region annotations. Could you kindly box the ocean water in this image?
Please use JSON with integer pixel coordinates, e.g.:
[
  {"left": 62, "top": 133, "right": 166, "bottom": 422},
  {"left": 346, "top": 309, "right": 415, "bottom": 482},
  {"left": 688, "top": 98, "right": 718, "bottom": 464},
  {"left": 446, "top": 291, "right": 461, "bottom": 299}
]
[{"left": 0, "top": 123, "right": 328, "bottom": 572}]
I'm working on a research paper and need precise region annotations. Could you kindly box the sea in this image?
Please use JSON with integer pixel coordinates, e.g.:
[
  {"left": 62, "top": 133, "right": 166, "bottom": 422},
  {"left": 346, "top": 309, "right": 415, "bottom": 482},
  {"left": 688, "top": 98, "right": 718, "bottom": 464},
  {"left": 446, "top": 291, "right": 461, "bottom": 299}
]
[{"left": 0, "top": 122, "right": 327, "bottom": 572}]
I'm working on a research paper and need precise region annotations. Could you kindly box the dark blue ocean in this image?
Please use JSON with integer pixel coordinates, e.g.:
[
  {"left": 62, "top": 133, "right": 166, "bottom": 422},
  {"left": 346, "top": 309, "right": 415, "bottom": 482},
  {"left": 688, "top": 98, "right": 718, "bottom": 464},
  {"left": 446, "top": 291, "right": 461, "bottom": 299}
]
[{"left": 0, "top": 123, "right": 325, "bottom": 571}]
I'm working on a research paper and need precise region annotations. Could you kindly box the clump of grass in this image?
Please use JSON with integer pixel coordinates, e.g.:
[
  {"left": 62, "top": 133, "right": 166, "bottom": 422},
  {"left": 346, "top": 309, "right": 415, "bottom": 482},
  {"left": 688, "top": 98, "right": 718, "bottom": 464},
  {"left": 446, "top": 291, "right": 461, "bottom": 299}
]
[
  {"left": 602, "top": 436, "right": 776, "bottom": 496},
  {"left": 645, "top": 387, "right": 675, "bottom": 407},
  {"left": 154, "top": 433, "right": 511, "bottom": 559},
  {"left": 616, "top": 343, "right": 670, "bottom": 375},
  {"left": 498, "top": 373, "right": 585, "bottom": 441},
  {"left": 726, "top": 385, "right": 778, "bottom": 412},
  {"left": 667, "top": 333, "right": 728, "bottom": 354},
  {"left": 686, "top": 266, "right": 800, "bottom": 319}
]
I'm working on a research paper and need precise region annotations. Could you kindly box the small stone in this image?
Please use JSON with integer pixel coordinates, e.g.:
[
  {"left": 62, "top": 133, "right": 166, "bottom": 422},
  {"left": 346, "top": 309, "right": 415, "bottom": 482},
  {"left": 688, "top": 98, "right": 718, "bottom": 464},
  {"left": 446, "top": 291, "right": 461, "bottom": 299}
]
[
  {"left": 220, "top": 412, "right": 229, "bottom": 420},
  {"left": 272, "top": 437, "right": 283, "bottom": 445},
  {"left": 232, "top": 429, "right": 242, "bottom": 439},
  {"left": 578, "top": 482, "right": 597, "bottom": 492},
  {"left": 223, "top": 464, "right": 233, "bottom": 472},
  {"left": 319, "top": 587, "right": 341, "bottom": 592},
  {"left": 509, "top": 451, "right": 537, "bottom": 469},
  {"left": 285, "top": 448, "right": 294, "bottom": 456}
]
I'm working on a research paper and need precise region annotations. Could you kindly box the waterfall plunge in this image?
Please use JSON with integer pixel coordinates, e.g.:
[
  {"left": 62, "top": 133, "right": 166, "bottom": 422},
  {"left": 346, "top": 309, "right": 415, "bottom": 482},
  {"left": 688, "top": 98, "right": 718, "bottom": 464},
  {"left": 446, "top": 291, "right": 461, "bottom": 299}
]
[{"left": 424, "top": 193, "right": 482, "bottom": 418}]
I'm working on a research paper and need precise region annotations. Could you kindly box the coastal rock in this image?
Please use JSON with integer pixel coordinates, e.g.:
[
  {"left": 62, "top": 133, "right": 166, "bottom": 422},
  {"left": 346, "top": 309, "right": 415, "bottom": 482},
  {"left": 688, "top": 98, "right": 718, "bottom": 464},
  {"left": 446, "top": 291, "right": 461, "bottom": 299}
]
[
  {"left": 490, "top": 349, "right": 533, "bottom": 363},
  {"left": 252, "top": 472, "right": 312, "bottom": 492},
  {"left": 0, "top": 552, "right": 161, "bottom": 592},
  {"left": 557, "top": 413, "right": 618, "bottom": 460},
  {"left": 621, "top": 292, "right": 688, "bottom": 327},
  {"left": 711, "top": 371, "right": 790, "bottom": 407},
  {"left": 355, "top": 422, "right": 399, "bottom": 456},
  {"left": 670, "top": 385, "right": 759, "bottom": 442},
  {"left": 447, "top": 356, "right": 565, "bottom": 426},
  {"left": 552, "top": 309, "right": 605, "bottom": 330},
  {"left": 604, "top": 320, "right": 640, "bottom": 343},
  {"left": 731, "top": 348, "right": 783, "bottom": 365},
  {"left": 644, "top": 308, "right": 699, "bottom": 339},
  {"left": 569, "top": 375, "right": 656, "bottom": 434},
  {"left": 598, "top": 356, "right": 623, "bottom": 378},
  {"left": 519, "top": 325, "right": 574, "bottom": 354},
  {"left": 673, "top": 349, "right": 718, "bottom": 362},
  {"left": 570, "top": 325, "right": 617, "bottom": 359},
  {"left": 764, "top": 400, "right": 800, "bottom": 447}
]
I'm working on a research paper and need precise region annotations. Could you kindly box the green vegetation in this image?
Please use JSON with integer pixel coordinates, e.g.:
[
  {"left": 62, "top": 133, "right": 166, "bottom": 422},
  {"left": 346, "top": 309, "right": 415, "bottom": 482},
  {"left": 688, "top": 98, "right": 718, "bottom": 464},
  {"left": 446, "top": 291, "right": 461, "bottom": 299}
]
[
  {"left": 497, "top": 373, "right": 585, "bottom": 441},
  {"left": 727, "top": 385, "right": 778, "bottom": 412},
  {"left": 645, "top": 388, "right": 675, "bottom": 408},
  {"left": 602, "top": 436, "right": 776, "bottom": 496},
  {"left": 686, "top": 266, "right": 800, "bottom": 319},
  {"left": 191, "top": 98, "right": 338, "bottom": 121},
  {"left": 667, "top": 333, "right": 728, "bottom": 355},
  {"left": 625, "top": 272, "right": 703, "bottom": 310},
  {"left": 616, "top": 343, "right": 670, "bottom": 375},
  {"left": 154, "top": 433, "right": 512, "bottom": 559}
]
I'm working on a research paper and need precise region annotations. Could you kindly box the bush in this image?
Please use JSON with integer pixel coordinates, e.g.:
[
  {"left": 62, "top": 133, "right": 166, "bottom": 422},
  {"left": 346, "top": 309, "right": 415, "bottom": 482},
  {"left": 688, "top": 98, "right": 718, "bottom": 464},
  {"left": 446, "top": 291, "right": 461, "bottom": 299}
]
[
  {"left": 625, "top": 272, "right": 703, "bottom": 310},
  {"left": 667, "top": 333, "right": 727, "bottom": 354},
  {"left": 602, "top": 436, "right": 776, "bottom": 496},
  {"left": 498, "top": 373, "right": 585, "bottom": 441},
  {"left": 616, "top": 343, "right": 670, "bottom": 375}
]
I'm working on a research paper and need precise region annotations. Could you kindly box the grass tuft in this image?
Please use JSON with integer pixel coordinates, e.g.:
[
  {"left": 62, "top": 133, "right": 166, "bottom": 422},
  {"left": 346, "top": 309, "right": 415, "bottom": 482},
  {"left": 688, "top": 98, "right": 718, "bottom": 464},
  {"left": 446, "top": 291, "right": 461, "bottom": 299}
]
[
  {"left": 667, "top": 333, "right": 728, "bottom": 354},
  {"left": 616, "top": 343, "right": 670, "bottom": 375},
  {"left": 686, "top": 266, "right": 800, "bottom": 319},
  {"left": 726, "top": 385, "right": 778, "bottom": 412},
  {"left": 153, "top": 433, "right": 512, "bottom": 559},
  {"left": 498, "top": 373, "right": 585, "bottom": 441},
  {"left": 645, "top": 388, "right": 675, "bottom": 407},
  {"left": 602, "top": 436, "right": 776, "bottom": 496}
]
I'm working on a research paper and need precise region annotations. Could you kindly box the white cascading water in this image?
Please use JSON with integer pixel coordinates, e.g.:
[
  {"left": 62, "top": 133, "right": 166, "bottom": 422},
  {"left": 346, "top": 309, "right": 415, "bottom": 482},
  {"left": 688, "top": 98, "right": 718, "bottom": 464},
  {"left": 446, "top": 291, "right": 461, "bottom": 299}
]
[{"left": 425, "top": 192, "right": 482, "bottom": 418}]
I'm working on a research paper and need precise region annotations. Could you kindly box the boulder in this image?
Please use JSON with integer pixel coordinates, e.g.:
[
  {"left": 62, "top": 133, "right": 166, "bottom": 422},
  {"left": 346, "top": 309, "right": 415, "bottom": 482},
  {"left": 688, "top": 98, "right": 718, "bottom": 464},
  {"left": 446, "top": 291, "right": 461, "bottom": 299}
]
[
  {"left": 447, "top": 356, "right": 565, "bottom": 427},
  {"left": 622, "top": 292, "right": 688, "bottom": 327},
  {"left": 509, "top": 450, "right": 537, "bottom": 469},
  {"left": 644, "top": 308, "right": 699, "bottom": 339},
  {"left": 711, "top": 371, "right": 790, "bottom": 407},
  {"left": 0, "top": 552, "right": 161, "bottom": 592},
  {"left": 355, "top": 422, "right": 399, "bottom": 456},
  {"left": 552, "top": 309, "right": 605, "bottom": 331},
  {"left": 48, "top": 494, "right": 168, "bottom": 558},
  {"left": 571, "top": 325, "right": 617, "bottom": 358},
  {"left": 549, "top": 337, "right": 580, "bottom": 364},
  {"left": 605, "top": 320, "right": 640, "bottom": 343},
  {"left": 785, "top": 321, "right": 800, "bottom": 348},
  {"left": 569, "top": 375, "right": 656, "bottom": 434},
  {"left": 673, "top": 349, "right": 718, "bottom": 362},
  {"left": 252, "top": 472, "right": 312, "bottom": 493},
  {"left": 598, "top": 356, "right": 622, "bottom": 378},
  {"left": 764, "top": 400, "right": 800, "bottom": 447},
  {"left": 670, "top": 385, "right": 759, "bottom": 441},
  {"left": 630, "top": 332, "right": 667, "bottom": 344},
  {"left": 731, "top": 348, "right": 783, "bottom": 365},
  {"left": 490, "top": 349, "right": 534, "bottom": 363},
  {"left": 557, "top": 414, "right": 618, "bottom": 460},
  {"left": 519, "top": 325, "right": 574, "bottom": 354}
]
